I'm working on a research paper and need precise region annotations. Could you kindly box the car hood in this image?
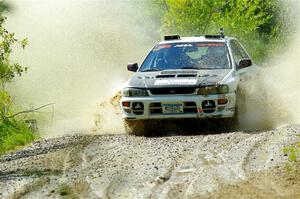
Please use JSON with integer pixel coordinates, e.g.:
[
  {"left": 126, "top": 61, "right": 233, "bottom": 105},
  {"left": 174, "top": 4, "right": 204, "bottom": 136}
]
[{"left": 126, "top": 69, "right": 232, "bottom": 88}]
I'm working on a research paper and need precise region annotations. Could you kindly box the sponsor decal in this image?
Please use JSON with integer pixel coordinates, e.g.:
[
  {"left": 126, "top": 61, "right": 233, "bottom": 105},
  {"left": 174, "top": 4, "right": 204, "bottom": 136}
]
[
  {"left": 154, "top": 79, "right": 197, "bottom": 86},
  {"left": 196, "top": 43, "right": 225, "bottom": 47},
  {"left": 132, "top": 102, "right": 144, "bottom": 111},
  {"left": 204, "top": 101, "right": 213, "bottom": 107},
  {"left": 134, "top": 103, "right": 141, "bottom": 109},
  {"left": 174, "top": 44, "right": 193, "bottom": 48},
  {"left": 153, "top": 44, "right": 172, "bottom": 51}
]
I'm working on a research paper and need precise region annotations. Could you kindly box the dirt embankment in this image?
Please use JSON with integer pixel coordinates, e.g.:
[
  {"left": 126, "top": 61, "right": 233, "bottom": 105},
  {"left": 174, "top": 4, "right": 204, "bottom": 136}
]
[{"left": 0, "top": 125, "right": 299, "bottom": 199}]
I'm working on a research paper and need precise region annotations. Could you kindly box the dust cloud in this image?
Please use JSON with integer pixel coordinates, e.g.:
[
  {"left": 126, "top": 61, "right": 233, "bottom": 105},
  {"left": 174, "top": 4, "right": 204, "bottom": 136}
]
[
  {"left": 7, "top": 0, "right": 158, "bottom": 136},
  {"left": 239, "top": 0, "right": 300, "bottom": 130},
  {"left": 6, "top": 0, "right": 299, "bottom": 136}
]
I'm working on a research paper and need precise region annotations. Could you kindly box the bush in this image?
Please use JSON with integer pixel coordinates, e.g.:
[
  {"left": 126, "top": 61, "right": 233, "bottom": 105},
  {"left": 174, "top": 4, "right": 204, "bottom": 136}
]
[
  {"left": 284, "top": 142, "right": 300, "bottom": 162},
  {"left": 0, "top": 120, "right": 36, "bottom": 155},
  {"left": 0, "top": 2, "right": 36, "bottom": 155}
]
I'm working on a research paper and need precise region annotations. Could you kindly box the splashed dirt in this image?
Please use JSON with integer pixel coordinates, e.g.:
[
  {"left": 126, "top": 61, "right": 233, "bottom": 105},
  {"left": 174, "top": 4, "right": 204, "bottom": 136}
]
[
  {"left": 92, "top": 91, "right": 124, "bottom": 134},
  {"left": 0, "top": 125, "right": 299, "bottom": 198}
]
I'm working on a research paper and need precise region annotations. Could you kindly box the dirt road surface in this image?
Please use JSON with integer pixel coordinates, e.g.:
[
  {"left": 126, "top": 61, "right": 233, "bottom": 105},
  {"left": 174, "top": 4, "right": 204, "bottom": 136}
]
[{"left": 0, "top": 125, "right": 299, "bottom": 199}]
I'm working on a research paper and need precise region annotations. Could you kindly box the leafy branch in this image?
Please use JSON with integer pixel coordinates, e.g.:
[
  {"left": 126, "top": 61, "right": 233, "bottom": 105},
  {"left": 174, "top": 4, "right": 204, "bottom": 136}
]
[{"left": 0, "top": 7, "right": 29, "bottom": 123}]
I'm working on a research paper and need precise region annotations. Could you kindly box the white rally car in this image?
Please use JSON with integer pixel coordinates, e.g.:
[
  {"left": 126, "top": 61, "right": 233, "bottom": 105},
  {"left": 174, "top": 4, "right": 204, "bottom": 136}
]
[{"left": 121, "top": 33, "right": 255, "bottom": 135}]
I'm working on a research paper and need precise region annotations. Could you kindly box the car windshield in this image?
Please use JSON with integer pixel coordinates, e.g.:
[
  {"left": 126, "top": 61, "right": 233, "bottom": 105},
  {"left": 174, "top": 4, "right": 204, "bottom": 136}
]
[{"left": 139, "top": 42, "right": 231, "bottom": 72}]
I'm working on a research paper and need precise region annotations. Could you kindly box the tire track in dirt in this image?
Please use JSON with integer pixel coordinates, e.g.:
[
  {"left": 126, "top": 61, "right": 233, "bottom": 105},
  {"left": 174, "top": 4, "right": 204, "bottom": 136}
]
[{"left": 0, "top": 125, "right": 299, "bottom": 198}]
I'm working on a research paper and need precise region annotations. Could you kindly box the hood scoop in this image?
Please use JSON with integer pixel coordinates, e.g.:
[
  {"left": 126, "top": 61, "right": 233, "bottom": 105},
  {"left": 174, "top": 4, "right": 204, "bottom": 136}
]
[{"left": 177, "top": 74, "right": 197, "bottom": 77}]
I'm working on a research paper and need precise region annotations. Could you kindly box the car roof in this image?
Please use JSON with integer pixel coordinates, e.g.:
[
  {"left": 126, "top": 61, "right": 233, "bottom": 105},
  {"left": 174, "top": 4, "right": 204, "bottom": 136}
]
[{"left": 158, "top": 36, "right": 235, "bottom": 45}]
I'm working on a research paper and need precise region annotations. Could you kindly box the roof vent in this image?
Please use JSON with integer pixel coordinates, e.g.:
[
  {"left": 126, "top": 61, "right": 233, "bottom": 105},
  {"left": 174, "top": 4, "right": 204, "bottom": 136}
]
[
  {"left": 219, "top": 27, "right": 225, "bottom": 37},
  {"left": 164, "top": 35, "right": 181, "bottom": 41}
]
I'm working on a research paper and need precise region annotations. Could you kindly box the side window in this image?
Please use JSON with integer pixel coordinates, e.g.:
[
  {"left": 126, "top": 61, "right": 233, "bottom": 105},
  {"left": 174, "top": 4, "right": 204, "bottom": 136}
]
[
  {"left": 235, "top": 41, "right": 249, "bottom": 59},
  {"left": 230, "top": 40, "right": 249, "bottom": 65}
]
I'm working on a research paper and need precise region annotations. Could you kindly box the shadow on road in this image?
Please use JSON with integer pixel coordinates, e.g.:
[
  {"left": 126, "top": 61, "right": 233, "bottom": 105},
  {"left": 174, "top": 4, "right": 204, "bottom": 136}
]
[{"left": 144, "top": 119, "right": 272, "bottom": 137}]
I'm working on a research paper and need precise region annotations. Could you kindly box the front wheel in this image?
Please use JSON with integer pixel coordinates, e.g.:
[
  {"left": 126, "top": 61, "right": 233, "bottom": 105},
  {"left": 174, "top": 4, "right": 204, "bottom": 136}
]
[{"left": 235, "top": 87, "right": 247, "bottom": 128}]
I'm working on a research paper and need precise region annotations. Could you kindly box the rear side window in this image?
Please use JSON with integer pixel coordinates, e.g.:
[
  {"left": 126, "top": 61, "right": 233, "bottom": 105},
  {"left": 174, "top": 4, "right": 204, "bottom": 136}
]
[{"left": 230, "top": 40, "right": 249, "bottom": 65}]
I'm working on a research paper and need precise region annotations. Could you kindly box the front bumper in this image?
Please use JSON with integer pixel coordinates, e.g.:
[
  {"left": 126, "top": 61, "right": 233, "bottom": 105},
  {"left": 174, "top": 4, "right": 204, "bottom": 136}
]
[{"left": 120, "top": 93, "right": 236, "bottom": 120}]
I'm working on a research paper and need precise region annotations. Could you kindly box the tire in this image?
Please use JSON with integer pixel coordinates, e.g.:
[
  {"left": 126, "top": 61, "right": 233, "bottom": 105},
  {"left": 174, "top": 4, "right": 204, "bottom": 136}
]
[
  {"left": 235, "top": 87, "right": 247, "bottom": 128},
  {"left": 217, "top": 88, "right": 246, "bottom": 131}
]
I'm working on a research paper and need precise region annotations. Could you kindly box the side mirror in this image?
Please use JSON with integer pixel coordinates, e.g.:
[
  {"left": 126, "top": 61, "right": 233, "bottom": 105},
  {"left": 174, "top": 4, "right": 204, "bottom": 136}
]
[
  {"left": 127, "top": 63, "right": 138, "bottom": 72},
  {"left": 237, "top": 58, "right": 252, "bottom": 70}
]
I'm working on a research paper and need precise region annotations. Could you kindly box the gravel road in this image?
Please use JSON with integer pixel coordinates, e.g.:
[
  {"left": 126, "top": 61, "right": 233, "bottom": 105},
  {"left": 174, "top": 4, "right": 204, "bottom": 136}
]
[{"left": 0, "top": 125, "right": 299, "bottom": 199}]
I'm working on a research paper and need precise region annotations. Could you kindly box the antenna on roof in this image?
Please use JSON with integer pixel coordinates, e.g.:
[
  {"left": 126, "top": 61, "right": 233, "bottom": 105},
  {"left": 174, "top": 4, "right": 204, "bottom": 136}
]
[{"left": 219, "top": 28, "right": 225, "bottom": 38}]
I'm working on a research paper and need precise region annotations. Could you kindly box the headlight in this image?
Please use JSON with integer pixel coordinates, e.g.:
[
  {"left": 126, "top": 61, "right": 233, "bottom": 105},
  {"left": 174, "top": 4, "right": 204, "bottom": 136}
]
[
  {"left": 122, "top": 88, "right": 148, "bottom": 97},
  {"left": 197, "top": 85, "right": 229, "bottom": 95}
]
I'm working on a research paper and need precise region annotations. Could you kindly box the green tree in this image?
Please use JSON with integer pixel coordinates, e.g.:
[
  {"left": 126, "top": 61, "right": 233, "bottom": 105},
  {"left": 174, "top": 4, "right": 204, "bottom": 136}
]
[
  {"left": 0, "top": 1, "right": 36, "bottom": 154},
  {"left": 0, "top": 2, "right": 28, "bottom": 121},
  {"left": 148, "top": 0, "right": 286, "bottom": 62}
]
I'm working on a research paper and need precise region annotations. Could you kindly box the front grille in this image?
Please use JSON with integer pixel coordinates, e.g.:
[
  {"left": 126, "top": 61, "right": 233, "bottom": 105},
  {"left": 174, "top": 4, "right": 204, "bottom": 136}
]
[
  {"left": 149, "top": 103, "right": 162, "bottom": 114},
  {"left": 184, "top": 102, "right": 198, "bottom": 113},
  {"left": 150, "top": 87, "right": 195, "bottom": 95},
  {"left": 149, "top": 102, "right": 197, "bottom": 114}
]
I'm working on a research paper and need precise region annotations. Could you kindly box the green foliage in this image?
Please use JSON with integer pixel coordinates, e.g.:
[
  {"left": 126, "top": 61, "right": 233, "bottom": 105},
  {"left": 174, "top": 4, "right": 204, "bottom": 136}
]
[
  {"left": 283, "top": 142, "right": 300, "bottom": 162},
  {"left": 0, "top": 16, "right": 28, "bottom": 84},
  {"left": 0, "top": 90, "right": 11, "bottom": 120},
  {"left": 0, "top": 1, "right": 9, "bottom": 13},
  {"left": 147, "top": 0, "right": 292, "bottom": 62},
  {"left": 0, "top": 2, "right": 36, "bottom": 155},
  {"left": 0, "top": 5, "right": 28, "bottom": 121},
  {"left": 0, "top": 120, "right": 36, "bottom": 155}
]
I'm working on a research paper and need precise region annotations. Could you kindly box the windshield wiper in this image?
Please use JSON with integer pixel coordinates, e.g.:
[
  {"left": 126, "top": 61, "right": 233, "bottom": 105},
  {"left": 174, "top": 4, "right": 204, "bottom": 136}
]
[
  {"left": 180, "top": 67, "right": 199, "bottom": 70},
  {"left": 141, "top": 69, "right": 161, "bottom": 72},
  {"left": 199, "top": 67, "right": 223, "bottom": 70},
  {"left": 199, "top": 68, "right": 215, "bottom": 70}
]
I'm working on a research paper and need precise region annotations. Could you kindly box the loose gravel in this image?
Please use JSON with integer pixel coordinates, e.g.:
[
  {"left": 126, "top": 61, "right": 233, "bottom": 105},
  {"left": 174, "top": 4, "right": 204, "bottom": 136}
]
[{"left": 0, "top": 125, "right": 299, "bottom": 199}]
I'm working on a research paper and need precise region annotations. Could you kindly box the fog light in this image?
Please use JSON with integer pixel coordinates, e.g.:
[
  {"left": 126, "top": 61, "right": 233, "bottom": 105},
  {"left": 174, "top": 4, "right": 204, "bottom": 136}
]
[
  {"left": 132, "top": 102, "right": 144, "bottom": 111},
  {"left": 218, "top": 98, "right": 228, "bottom": 105},
  {"left": 122, "top": 101, "right": 131, "bottom": 107},
  {"left": 132, "top": 102, "right": 144, "bottom": 115},
  {"left": 202, "top": 100, "right": 216, "bottom": 113}
]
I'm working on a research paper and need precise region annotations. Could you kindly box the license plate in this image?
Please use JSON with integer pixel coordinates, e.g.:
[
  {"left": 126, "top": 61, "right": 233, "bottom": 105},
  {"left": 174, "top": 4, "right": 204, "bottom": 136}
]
[{"left": 162, "top": 102, "right": 183, "bottom": 114}]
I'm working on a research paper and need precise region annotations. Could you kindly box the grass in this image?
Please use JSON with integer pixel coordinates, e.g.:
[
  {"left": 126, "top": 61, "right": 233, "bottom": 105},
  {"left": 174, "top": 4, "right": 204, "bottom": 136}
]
[
  {"left": 59, "top": 185, "right": 73, "bottom": 197},
  {"left": 0, "top": 120, "right": 37, "bottom": 155},
  {"left": 283, "top": 137, "right": 300, "bottom": 172},
  {"left": 284, "top": 143, "right": 300, "bottom": 162}
]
